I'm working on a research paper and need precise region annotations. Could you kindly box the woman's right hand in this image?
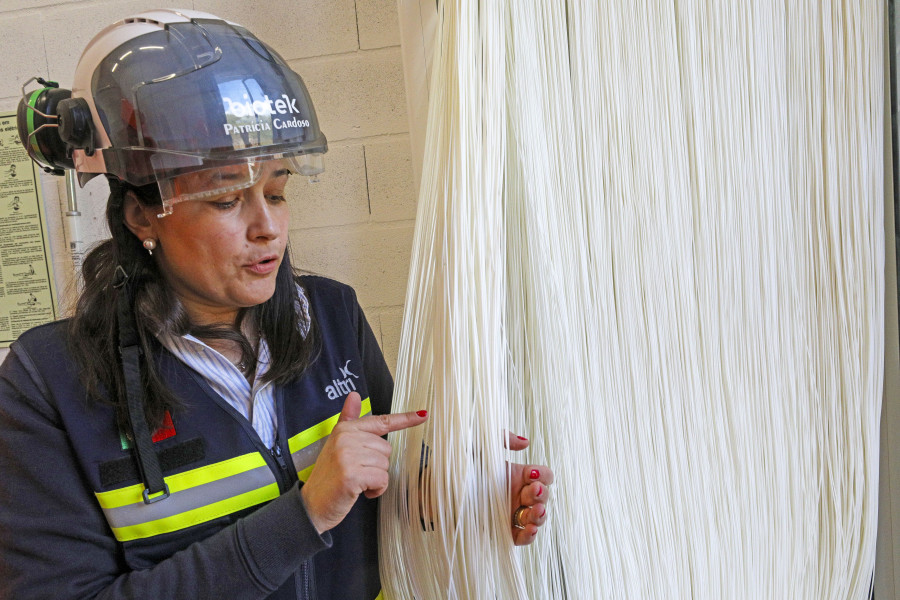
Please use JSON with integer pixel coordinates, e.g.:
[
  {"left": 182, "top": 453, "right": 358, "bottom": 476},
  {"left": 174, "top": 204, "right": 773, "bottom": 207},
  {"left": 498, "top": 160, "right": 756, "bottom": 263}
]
[{"left": 300, "top": 391, "right": 427, "bottom": 533}]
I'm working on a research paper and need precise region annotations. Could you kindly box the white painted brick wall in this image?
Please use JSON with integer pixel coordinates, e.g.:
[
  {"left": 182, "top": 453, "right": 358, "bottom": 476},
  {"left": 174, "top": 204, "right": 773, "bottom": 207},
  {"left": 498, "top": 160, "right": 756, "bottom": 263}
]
[
  {"left": 0, "top": 0, "right": 416, "bottom": 372},
  {"left": 357, "top": 0, "right": 402, "bottom": 50},
  {"left": 200, "top": 0, "right": 359, "bottom": 60},
  {"left": 295, "top": 48, "right": 409, "bottom": 142},
  {"left": 366, "top": 138, "right": 416, "bottom": 222}
]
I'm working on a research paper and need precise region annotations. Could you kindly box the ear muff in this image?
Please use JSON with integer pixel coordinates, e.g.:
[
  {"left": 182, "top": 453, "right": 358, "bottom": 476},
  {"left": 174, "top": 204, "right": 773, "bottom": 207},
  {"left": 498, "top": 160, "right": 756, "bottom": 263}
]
[
  {"left": 57, "top": 97, "right": 95, "bottom": 154},
  {"left": 16, "top": 81, "right": 76, "bottom": 175}
]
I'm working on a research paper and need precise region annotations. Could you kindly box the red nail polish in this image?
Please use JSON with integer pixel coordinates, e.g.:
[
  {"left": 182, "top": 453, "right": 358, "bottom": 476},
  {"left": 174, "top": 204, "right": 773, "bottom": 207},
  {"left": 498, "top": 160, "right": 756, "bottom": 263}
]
[
  {"left": 416, "top": 410, "right": 428, "bottom": 418},
  {"left": 530, "top": 469, "right": 539, "bottom": 480},
  {"left": 539, "top": 507, "right": 546, "bottom": 518},
  {"left": 536, "top": 485, "right": 543, "bottom": 497},
  {"left": 517, "top": 435, "right": 528, "bottom": 440}
]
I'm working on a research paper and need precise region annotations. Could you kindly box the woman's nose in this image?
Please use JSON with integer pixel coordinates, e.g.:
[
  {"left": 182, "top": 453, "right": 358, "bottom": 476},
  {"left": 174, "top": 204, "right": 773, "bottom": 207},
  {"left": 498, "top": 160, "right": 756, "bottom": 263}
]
[{"left": 245, "top": 192, "right": 281, "bottom": 240}]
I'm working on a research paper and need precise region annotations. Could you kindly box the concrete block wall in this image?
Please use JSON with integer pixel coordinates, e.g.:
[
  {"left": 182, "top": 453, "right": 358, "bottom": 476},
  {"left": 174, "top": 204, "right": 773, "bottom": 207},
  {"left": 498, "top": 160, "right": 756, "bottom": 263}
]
[{"left": 0, "top": 0, "right": 417, "bottom": 372}]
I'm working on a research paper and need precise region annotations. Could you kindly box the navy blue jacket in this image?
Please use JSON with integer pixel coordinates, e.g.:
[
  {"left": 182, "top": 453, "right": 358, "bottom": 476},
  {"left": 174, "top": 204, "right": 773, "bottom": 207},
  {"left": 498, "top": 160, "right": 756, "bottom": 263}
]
[{"left": 0, "top": 276, "right": 393, "bottom": 599}]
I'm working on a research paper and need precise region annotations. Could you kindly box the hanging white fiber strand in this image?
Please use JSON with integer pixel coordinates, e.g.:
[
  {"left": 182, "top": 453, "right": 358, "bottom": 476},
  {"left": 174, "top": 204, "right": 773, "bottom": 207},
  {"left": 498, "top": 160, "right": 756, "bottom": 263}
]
[
  {"left": 380, "top": 0, "right": 884, "bottom": 598},
  {"left": 379, "top": 1, "right": 523, "bottom": 598},
  {"left": 503, "top": 0, "right": 608, "bottom": 598}
]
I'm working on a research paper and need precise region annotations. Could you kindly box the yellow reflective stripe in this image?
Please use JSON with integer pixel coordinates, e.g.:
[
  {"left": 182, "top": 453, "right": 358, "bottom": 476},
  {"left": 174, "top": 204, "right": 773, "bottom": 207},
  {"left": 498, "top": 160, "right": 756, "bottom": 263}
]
[
  {"left": 96, "top": 451, "right": 269, "bottom": 509},
  {"left": 375, "top": 592, "right": 384, "bottom": 600},
  {"left": 297, "top": 464, "right": 314, "bottom": 482},
  {"left": 96, "top": 401, "right": 377, "bottom": 542},
  {"left": 287, "top": 397, "right": 372, "bottom": 454},
  {"left": 288, "top": 398, "right": 372, "bottom": 482},
  {"left": 110, "top": 482, "right": 280, "bottom": 542}
]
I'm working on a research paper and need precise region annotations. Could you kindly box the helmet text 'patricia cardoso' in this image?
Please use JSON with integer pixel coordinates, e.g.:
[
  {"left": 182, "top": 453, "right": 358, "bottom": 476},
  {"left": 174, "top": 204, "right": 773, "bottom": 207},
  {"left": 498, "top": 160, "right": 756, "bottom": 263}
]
[{"left": 222, "top": 93, "right": 311, "bottom": 136}]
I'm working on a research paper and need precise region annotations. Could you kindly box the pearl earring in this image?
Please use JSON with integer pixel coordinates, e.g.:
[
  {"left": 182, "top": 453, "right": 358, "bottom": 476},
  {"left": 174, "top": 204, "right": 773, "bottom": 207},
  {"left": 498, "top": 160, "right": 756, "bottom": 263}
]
[{"left": 142, "top": 238, "right": 157, "bottom": 255}]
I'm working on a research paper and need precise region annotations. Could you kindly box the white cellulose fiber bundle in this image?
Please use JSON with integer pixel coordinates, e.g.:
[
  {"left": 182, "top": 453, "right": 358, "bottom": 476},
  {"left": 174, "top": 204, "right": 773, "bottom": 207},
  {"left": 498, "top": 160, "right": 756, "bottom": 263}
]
[{"left": 379, "top": 1, "right": 884, "bottom": 599}]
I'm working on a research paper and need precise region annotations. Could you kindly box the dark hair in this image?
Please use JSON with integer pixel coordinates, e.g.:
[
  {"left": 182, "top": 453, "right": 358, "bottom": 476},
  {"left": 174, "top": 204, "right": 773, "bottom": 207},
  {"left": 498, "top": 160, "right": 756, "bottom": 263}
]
[{"left": 68, "top": 177, "right": 319, "bottom": 431}]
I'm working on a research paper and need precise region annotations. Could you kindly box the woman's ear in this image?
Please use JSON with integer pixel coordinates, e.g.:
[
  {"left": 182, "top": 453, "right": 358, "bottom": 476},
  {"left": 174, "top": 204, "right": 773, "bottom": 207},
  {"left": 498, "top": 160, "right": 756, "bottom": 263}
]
[{"left": 122, "top": 191, "right": 157, "bottom": 241}]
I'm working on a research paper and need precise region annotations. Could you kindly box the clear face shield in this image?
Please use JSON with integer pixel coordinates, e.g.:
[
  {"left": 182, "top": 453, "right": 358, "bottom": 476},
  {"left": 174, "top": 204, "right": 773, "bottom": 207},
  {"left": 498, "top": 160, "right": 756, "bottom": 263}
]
[{"left": 152, "top": 152, "right": 323, "bottom": 217}]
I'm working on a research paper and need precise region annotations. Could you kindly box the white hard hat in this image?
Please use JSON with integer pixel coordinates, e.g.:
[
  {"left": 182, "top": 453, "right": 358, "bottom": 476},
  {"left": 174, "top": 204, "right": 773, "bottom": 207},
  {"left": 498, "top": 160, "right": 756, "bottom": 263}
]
[{"left": 19, "top": 9, "right": 327, "bottom": 214}]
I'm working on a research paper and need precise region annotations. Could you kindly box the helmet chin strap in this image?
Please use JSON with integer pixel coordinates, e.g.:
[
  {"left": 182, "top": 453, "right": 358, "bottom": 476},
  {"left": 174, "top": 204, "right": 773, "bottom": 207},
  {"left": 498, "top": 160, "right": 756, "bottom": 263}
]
[{"left": 113, "top": 265, "right": 169, "bottom": 504}]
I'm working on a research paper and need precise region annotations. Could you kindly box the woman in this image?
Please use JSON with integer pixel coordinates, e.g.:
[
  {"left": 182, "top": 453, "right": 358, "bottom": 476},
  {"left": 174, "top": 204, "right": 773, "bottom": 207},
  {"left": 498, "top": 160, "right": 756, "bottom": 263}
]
[{"left": 0, "top": 9, "right": 552, "bottom": 600}]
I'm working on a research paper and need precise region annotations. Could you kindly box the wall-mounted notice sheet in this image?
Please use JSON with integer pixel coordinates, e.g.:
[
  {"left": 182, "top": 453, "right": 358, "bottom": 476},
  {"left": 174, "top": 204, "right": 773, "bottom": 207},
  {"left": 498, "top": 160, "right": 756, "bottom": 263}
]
[{"left": 0, "top": 112, "right": 58, "bottom": 346}]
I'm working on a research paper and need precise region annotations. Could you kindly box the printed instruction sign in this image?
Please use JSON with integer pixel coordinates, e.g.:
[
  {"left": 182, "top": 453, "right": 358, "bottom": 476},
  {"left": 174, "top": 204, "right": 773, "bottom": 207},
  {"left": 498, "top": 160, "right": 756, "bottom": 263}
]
[{"left": 0, "top": 112, "right": 58, "bottom": 346}]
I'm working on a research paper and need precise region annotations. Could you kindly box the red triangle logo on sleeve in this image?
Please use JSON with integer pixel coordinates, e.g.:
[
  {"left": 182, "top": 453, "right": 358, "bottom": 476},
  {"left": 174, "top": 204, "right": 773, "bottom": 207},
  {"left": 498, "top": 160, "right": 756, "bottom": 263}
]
[{"left": 151, "top": 411, "right": 176, "bottom": 443}]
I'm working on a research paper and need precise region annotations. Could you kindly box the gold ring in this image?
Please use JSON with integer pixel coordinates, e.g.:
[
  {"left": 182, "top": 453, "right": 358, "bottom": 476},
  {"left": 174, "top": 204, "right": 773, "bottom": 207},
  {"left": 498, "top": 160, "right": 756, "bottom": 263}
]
[{"left": 513, "top": 506, "right": 529, "bottom": 530}]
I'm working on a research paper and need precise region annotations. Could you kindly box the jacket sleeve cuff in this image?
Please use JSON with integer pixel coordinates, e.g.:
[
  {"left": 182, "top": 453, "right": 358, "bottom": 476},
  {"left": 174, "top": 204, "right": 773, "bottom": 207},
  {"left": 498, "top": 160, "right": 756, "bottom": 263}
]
[{"left": 235, "top": 482, "right": 332, "bottom": 590}]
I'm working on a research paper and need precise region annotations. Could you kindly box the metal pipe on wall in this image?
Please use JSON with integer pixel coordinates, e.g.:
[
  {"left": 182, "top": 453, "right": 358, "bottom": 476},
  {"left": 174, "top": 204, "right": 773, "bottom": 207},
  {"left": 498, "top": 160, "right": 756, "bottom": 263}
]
[{"left": 63, "top": 171, "right": 84, "bottom": 272}]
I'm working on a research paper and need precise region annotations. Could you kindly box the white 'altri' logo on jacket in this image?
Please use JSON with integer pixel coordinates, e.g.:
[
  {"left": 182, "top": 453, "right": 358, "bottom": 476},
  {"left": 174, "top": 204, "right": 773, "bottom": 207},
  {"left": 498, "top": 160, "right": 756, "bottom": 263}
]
[{"left": 324, "top": 360, "right": 360, "bottom": 400}]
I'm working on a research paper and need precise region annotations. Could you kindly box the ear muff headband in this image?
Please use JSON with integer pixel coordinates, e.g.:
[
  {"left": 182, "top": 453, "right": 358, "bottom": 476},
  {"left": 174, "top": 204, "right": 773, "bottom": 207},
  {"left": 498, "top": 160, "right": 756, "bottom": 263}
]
[{"left": 24, "top": 88, "right": 51, "bottom": 166}]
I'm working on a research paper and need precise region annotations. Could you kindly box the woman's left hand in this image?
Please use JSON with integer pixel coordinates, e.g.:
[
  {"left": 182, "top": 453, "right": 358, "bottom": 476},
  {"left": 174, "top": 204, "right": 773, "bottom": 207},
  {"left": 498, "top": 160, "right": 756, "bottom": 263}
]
[{"left": 507, "top": 433, "right": 554, "bottom": 546}]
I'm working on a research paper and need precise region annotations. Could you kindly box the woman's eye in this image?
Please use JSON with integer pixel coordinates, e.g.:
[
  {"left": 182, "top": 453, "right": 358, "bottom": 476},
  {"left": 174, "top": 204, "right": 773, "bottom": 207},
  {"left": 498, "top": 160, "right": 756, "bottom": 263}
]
[
  {"left": 211, "top": 196, "right": 241, "bottom": 209},
  {"left": 266, "top": 194, "right": 287, "bottom": 203}
]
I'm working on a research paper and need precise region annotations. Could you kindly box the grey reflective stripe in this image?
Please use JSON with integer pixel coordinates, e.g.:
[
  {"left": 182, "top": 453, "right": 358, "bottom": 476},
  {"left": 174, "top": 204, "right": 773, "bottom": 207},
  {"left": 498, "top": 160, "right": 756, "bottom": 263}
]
[
  {"left": 291, "top": 437, "right": 327, "bottom": 474},
  {"left": 102, "top": 463, "right": 278, "bottom": 530}
]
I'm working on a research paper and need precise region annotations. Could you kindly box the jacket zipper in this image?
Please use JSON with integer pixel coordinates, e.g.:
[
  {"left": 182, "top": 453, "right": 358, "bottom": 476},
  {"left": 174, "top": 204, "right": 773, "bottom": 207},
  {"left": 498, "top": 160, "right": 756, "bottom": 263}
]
[
  {"left": 269, "top": 430, "right": 316, "bottom": 599},
  {"left": 269, "top": 441, "right": 293, "bottom": 491},
  {"left": 302, "top": 559, "right": 311, "bottom": 599},
  {"left": 298, "top": 557, "right": 318, "bottom": 600}
]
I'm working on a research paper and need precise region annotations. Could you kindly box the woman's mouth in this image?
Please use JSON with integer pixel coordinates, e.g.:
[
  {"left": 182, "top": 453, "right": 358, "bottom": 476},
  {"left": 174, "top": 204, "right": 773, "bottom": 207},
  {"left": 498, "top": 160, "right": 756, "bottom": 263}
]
[{"left": 246, "top": 255, "right": 279, "bottom": 275}]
